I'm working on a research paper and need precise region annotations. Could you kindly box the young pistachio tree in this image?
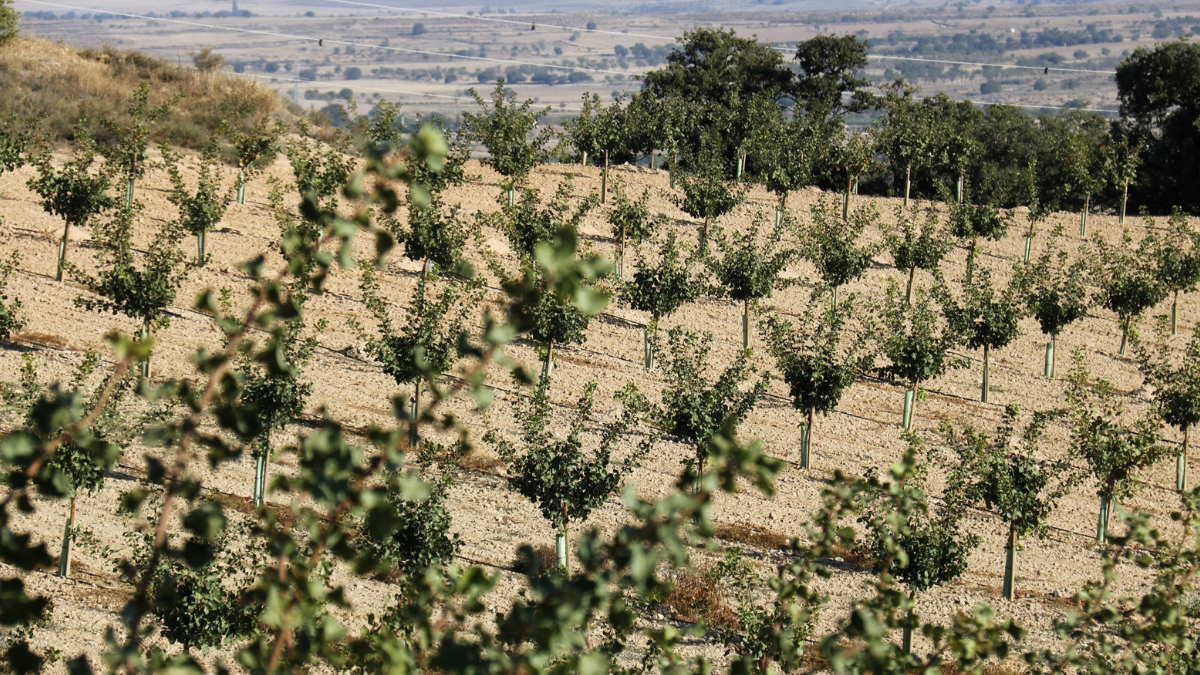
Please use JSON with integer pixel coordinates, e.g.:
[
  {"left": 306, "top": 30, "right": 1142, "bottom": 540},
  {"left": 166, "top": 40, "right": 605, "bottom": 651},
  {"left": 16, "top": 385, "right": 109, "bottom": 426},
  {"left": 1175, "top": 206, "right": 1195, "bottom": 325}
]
[
  {"left": 285, "top": 122, "right": 355, "bottom": 211},
  {"left": 1134, "top": 318, "right": 1200, "bottom": 491},
  {"left": 879, "top": 281, "right": 964, "bottom": 429},
  {"left": 830, "top": 130, "right": 875, "bottom": 220},
  {"left": 1146, "top": 210, "right": 1200, "bottom": 335},
  {"left": 388, "top": 193, "right": 470, "bottom": 277},
  {"left": 673, "top": 143, "right": 746, "bottom": 250},
  {"left": 99, "top": 83, "right": 176, "bottom": 206},
  {"left": 463, "top": 79, "right": 554, "bottom": 203},
  {"left": 405, "top": 115, "right": 471, "bottom": 200},
  {"left": 498, "top": 227, "right": 611, "bottom": 379},
  {"left": 1018, "top": 159, "right": 1053, "bottom": 264},
  {"left": 859, "top": 440, "right": 980, "bottom": 654},
  {"left": 1094, "top": 229, "right": 1168, "bottom": 355},
  {"left": 0, "top": 251, "right": 26, "bottom": 342},
  {"left": 763, "top": 296, "right": 873, "bottom": 469},
  {"left": 488, "top": 378, "right": 653, "bottom": 573},
  {"left": 937, "top": 405, "right": 1073, "bottom": 600},
  {"left": 239, "top": 288, "right": 322, "bottom": 507},
  {"left": 0, "top": 113, "right": 37, "bottom": 201},
  {"left": 1014, "top": 228, "right": 1090, "bottom": 378},
  {"left": 356, "top": 263, "right": 479, "bottom": 445},
  {"left": 949, "top": 200, "right": 1009, "bottom": 285},
  {"left": 1106, "top": 120, "right": 1141, "bottom": 226},
  {"left": 802, "top": 196, "right": 879, "bottom": 304},
  {"left": 365, "top": 100, "right": 404, "bottom": 156},
  {"left": 653, "top": 327, "right": 769, "bottom": 491},
  {"left": 1065, "top": 349, "right": 1169, "bottom": 542},
  {"left": 27, "top": 121, "right": 115, "bottom": 281},
  {"left": 162, "top": 141, "right": 233, "bottom": 264},
  {"left": 874, "top": 79, "right": 934, "bottom": 208},
  {"left": 70, "top": 202, "right": 189, "bottom": 379},
  {"left": 943, "top": 267, "right": 1025, "bottom": 403},
  {"left": 622, "top": 231, "right": 700, "bottom": 369},
  {"left": 754, "top": 113, "right": 819, "bottom": 229},
  {"left": 562, "top": 92, "right": 630, "bottom": 203},
  {"left": 707, "top": 215, "right": 799, "bottom": 349},
  {"left": 607, "top": 179, "right": 656, "bottom": 278},
  {"left": 36, "top": 353, "right": 132, "bottom": 578},
  {"left": 884, "top": 203, "right": 952, "bottom": 303},
  {"left": 492, "top": 178, "right": 597, "bottom": 260},
  {"left": 219, "top": 113, "right": 281, "bottom": 205}
]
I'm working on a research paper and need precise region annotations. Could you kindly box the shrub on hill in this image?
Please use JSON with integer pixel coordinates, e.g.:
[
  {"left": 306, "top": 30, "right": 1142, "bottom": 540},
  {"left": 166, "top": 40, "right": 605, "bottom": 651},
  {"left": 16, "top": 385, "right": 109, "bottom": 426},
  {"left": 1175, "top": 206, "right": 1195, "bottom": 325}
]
[{"left": 0, "top": 38, "right": 285, "bottom": 148}]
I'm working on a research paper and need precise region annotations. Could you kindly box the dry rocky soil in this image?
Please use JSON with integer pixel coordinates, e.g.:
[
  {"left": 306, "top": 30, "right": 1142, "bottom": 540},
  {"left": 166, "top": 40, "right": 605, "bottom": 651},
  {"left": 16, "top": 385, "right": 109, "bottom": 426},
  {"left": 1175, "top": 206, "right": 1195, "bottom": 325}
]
[{"left": 0, "top": 150, "right": 1195, "bottom": 671}]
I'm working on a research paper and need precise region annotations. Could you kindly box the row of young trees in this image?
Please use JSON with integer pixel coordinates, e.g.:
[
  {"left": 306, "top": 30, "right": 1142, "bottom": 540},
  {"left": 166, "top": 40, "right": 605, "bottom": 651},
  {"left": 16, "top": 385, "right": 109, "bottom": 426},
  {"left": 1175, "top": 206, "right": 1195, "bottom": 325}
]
[{"left": 5, "top": 101, "right": 1200, "bottom": 675}]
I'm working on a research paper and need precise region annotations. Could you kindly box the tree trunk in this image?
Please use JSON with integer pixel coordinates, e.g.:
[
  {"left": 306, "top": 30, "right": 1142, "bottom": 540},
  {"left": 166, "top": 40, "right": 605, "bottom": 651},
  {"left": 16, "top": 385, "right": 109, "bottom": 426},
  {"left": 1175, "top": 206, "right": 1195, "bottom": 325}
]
[
  {"left": 700, "top": 216, "right": 709, "bottom": 252},
  {"left": 742, "top": 298, "right": 749, "bottom": 350},
  {"left": 601, "top": 149, "right": 609, "bottom": 204},
  {"left": 237, "top": 170, "right": 246, "bottom": 204},
  {"left": 905, "top": 265, "right": 916, "bottom": 304},
  {"left": 1178, "top": 426, "right": 1189, "bottom": 492},
  {"left": 903, "top": 387, "right": 915, "bottom": 430},
  {"left": 254, "top": 435, "right": 269, "bottom": 507},
  {"left": 801, "top": 408, "right": 814, "bottom": 469},
  {"left": 140, "top": 319, "right": 151, "bottom": 380},
  {"left": 981, "top": 344, "right": 990, "bottom": 403},
  {"left": 1045, "top": 334, "right": 1056, "bottom": 378},
  {"left": 1119, "top": 317, "right": 1129, "bottom": 356},
  {"left": 1172, "top": 290, "right": 1179, "bottom": 336},
  {"left": 904, "top": 163, "right": 911, "bottom": 208},
  {"left": 56, "top": 221, "right": 72, "bottom": 282},
  {"left": 644, "top": 325, "right": 653, "bottom": 369},
  {"left": 556, "top": 526, "right": 568, "bottom": 573},
  {"left": 409, "top": 384, "right": 420, "bottom": 448},
  {"left": 58, "top": 494, "right": 76, "bottom": 578},
  {"left": 965, "top": 241, "right": 977, "bottom": 284},
  {"left": 1002, "top": 521, "right": 1016, "bottom": 600},
  {"left": 842, "top": 178, "right": 851, "bottom": 221},
  {"left": 1079, "top": 194, "right": 1089, "bottom": 237},
  {"left": 543, "top": 340, "right": 554, "bottom": 379},
  {"left": 1119, "top": 179, "right": 1128, "bottom": 225},
  {"left": 1097, "top": 494, "right": 1110, "bottom": 543},
  {"left": 616, "top": 225, "right": 624, "bottom": 278},
  {"left": 902, "top": 588, "right": 916, "bottom": 654}
]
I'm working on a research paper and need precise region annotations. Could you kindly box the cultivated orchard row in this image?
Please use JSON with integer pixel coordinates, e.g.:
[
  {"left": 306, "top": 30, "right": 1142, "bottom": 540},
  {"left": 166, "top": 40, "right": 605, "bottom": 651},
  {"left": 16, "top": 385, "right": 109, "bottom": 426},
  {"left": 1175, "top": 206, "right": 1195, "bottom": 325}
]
[{"left": 0, "top": 31, "right": 1200, "bottom": 675}]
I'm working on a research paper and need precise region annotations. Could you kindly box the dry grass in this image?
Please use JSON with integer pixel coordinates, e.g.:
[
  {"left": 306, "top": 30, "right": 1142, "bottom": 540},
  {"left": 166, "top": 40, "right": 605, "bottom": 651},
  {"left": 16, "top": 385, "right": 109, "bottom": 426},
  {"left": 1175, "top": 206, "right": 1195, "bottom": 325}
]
[
  {"left": 714, "top": 521, "right": 791, "bottom": 551},
  {"left": 0, "top": 37, "right": 287, "bottom": 148},
  {"left": 458, "top": 452, "right": 506, "bottom": 475},
  {"left": 661, "top": 563, "right": 740, "bottom": 632},
  {"left": 513, "top": 542, "right": 557, "bottom": 574}
]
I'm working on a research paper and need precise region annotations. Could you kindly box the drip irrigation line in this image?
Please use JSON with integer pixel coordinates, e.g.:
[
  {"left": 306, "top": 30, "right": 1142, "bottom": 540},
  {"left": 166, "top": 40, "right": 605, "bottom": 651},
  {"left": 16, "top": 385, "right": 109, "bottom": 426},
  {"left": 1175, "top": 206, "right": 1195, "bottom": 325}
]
[{"left": 16, "top": 0, "right": 631, "bottom": 76}]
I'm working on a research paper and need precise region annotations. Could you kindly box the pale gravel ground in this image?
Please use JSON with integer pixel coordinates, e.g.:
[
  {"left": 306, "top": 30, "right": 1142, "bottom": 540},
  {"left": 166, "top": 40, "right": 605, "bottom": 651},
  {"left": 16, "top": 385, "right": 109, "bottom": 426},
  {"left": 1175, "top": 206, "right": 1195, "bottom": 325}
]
[{"left": 0, "top": 150, "right": 1195, "bottom": 672}]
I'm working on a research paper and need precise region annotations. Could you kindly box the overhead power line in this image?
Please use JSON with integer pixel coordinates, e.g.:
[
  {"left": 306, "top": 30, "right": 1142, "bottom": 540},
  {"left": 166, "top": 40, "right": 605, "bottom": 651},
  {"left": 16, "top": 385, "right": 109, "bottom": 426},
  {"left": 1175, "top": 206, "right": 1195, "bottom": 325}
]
[
  {"left": 322, "top": 0, "right": 678, "bottom": 42},
  {"left": 249, "top": 73, "right": 586, "bottom": 111},
  {"left": 16, "top": 0, "right": 631, "bottom": 75},
  {"left": 868, "top": 54, "right": 1117, "bottom": 75}
]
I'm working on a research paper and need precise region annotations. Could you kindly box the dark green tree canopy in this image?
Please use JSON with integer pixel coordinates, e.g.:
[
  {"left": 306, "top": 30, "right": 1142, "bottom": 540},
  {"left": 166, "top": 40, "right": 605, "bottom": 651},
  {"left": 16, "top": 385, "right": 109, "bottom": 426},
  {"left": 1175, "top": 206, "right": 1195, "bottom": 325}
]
[
  {"left": 642, "top": 27, "right": 793, "bottom": 106},
  {"left": 792, "top": 34, "right": 874, "bottom": 117}
]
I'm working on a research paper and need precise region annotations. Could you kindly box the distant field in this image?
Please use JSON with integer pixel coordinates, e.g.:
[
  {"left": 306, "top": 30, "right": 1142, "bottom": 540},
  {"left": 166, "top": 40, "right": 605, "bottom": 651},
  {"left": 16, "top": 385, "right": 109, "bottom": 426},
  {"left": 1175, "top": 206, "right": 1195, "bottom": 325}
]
[{"left": 14, "top": 0, "right": 1200, "bottom": 120}]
